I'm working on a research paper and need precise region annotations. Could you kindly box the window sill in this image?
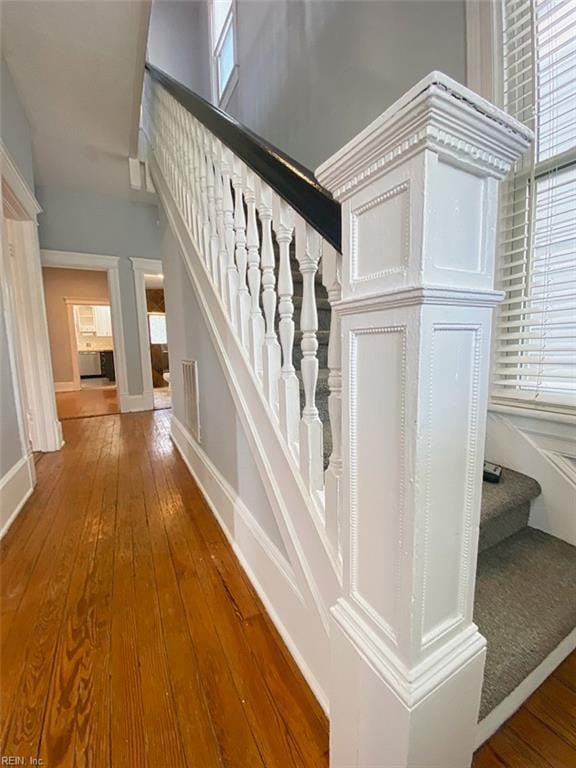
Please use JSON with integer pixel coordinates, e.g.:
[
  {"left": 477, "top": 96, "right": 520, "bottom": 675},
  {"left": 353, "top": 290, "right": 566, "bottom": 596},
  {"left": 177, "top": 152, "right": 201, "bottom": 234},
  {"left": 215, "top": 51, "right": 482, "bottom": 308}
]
[{"left": 489, "top": 399, "right": 576, "bottom": 426}]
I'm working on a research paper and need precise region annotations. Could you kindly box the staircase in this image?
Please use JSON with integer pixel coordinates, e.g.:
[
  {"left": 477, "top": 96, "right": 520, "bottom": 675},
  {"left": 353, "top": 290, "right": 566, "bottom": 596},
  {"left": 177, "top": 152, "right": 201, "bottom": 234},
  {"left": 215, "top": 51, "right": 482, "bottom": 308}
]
[{"left": 142, "top": 64, "right": 575, "bottom": 767}]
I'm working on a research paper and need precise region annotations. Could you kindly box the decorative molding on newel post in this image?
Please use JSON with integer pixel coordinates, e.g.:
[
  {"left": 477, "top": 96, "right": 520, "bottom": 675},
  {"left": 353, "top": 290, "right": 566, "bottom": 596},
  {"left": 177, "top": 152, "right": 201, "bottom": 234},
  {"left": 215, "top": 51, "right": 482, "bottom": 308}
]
[{"left": 316, "top": 72, "right": 532, "bottom": 768}]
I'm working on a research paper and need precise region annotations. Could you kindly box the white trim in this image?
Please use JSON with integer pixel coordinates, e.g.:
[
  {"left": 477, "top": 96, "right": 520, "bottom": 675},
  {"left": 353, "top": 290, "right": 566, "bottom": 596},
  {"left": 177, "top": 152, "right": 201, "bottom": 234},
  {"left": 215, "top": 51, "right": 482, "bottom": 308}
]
[
  {"left": 465, "top": 0, "right": 502, "bottom": 105},
  {"left": 209, "top": 0, "right": 239, "bottom": 108},
  {"left": 54, "top": 380, "right": 79, "bottom": 393},
  {"left": 41, "top": 250, "right": 131, "bottom": 410},
  {"left": 0, "top": 142, "right": 42, "bottom": 218},
  {"left": 130, "top": 257, "right": 163, "bottom": 405},
  {"left": 2, "top": 214, "right": 62, "bottom": 453},
  {"left": 476, "top": 627, "right": 576, "bottom": 747},
  {"left": 119, "top": 392, "right": 154, "bottom": 413},
  {"left": 42, "top": 250, "right": 120, "bottom": 271},
  {"left": 171, "top": 415, "right": 329, "bottom": 714},
  {"left": 0, "top": 453, "right": 36, "bottom": 539}
]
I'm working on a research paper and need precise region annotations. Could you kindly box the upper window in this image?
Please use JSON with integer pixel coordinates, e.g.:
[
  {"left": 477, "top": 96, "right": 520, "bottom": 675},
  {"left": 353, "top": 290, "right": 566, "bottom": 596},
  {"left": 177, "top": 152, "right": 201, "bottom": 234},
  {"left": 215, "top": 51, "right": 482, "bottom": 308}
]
[
  {"left": 493, "top": 0, "right": 576, "bottom": 409},
  {"left": 210, "top": 0, "right": 237, "bottom": 106}
]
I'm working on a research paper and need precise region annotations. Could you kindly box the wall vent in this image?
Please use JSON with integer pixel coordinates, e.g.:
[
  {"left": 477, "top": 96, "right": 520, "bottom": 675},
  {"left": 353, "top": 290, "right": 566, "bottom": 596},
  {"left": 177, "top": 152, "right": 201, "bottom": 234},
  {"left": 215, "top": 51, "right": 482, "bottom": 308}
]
[{"left": 182, "top": 360, "right": 201, "bottom": 443}]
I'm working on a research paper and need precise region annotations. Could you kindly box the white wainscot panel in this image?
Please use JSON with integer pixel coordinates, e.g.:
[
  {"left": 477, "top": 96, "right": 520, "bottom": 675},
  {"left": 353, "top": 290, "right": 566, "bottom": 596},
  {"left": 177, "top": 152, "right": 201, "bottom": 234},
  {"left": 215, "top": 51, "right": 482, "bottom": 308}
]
[
  {"left": 349, "top": 325, "right": 406, "bottom": 645},
  {"left": 427, "top": 160, "right": 486, "bottom": 279},
  {"left": 420, "top": 324, "right": 482, "bottom": 647},
  {"left": 351, "top": 181, "right": 410, "bottom": 286}
]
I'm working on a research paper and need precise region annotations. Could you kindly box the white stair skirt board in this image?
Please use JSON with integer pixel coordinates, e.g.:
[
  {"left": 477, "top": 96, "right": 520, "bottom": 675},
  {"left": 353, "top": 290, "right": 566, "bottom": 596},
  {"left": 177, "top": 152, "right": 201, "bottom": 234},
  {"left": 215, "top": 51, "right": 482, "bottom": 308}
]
[
  {"left": 171, "top": 415, "right": 329, "bottom": 714},
  {"left": 0, "top": 453, "right": 36, "bottom": 539},
  {"left": 119, "top": 392, "right": 154, "bottom": 413},
  {"left": 476, "top": 626, "right": 576, "bottom": 747}
]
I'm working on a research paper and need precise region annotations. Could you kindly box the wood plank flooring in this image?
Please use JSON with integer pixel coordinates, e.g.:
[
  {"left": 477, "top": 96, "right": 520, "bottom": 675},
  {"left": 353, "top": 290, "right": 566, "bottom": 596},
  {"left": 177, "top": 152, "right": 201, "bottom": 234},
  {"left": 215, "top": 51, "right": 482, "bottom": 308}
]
[
  {"left": 0, "top": 410, "right": 328, "bottom": 767},
  {"left": 55, "top": 386, "right": 119, "bottom": 420},
  {"left": 1, "top": 408, "right": 573, "bottom": 766}
]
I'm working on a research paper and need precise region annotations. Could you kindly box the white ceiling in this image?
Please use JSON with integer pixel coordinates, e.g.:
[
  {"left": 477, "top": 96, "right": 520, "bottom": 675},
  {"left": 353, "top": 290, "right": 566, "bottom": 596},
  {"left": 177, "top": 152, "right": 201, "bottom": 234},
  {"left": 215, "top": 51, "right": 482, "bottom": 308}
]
[{"left": 2, "top": 0, "right": 151, "bottom": 197}]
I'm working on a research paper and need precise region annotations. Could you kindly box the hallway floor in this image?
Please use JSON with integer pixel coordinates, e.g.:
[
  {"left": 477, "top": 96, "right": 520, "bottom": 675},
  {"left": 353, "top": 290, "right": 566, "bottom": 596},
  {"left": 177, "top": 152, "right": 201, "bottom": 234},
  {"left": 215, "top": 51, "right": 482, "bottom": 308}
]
[
  {"left": 0, "top": 410, "right": 328, "bottom": 766},
  {"left": 1, "top": 410, "right": 573, "bottom": 766},
  {"left": 56, "top": 386, "right": 119, "bottom": 420}
]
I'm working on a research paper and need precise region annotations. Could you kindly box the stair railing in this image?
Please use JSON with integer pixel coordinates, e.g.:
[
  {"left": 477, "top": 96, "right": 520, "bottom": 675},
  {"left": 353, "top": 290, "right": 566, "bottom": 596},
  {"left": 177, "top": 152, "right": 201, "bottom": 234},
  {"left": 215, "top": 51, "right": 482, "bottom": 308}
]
[
  {"left": 143, "top": 63, "right": 344, "bottom": 562},
  {"left": 143, "top": 63, "right": 533, "bottom": 767}
]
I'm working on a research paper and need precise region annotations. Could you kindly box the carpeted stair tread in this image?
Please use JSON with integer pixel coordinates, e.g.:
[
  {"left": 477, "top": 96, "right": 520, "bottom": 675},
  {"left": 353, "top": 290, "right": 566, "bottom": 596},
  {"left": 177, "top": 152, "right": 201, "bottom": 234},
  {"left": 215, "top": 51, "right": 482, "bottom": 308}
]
[
  {"left": 474, "top": 527, "right": 576, "bottom": 720},
  {"left": 480, "top": 468, "right": 541, "bottom": 526}
]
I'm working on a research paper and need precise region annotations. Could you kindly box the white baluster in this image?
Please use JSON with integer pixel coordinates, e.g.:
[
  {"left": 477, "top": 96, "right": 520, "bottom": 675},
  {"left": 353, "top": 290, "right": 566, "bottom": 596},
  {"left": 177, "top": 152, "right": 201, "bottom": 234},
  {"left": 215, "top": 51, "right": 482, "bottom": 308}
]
[
  {"left": 198, "top": 127, "right": 211, "bottom": 267},
  {"left": 232, "top": 158, "right": 250, "bottom": 348},
  {"left": 295, "top": 217, "right": 324, "bottom": 492},
  {"left": 213, "top": 139, "right": 227, "bottom": 299},
  {"left": 191, "top": 119, "right": 203, "bottom": 247},
  {"left": 205, "top": 139, "right": 220, "bottom": 285},
  {"left": 257, "top": 180, "right": 281, "bottom": 412},
  {"left": 222, "top": 149, "right": 239, "bottom": 331},
  {"left": 244, "top": 170, "right": 265, "bottom": 378},
  {"left": 322, "top": 242, "right": 343, "bottom": 559},
  {"left": 273, "top": 195, "right": 300, "bottom": 455}
]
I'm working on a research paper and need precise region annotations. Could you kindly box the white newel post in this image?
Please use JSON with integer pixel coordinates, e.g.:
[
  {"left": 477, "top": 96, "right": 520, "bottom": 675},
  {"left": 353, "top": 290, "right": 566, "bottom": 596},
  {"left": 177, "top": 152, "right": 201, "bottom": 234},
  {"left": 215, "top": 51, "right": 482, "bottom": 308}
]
[{"left": 316, "top": 73, "right": 531, "bottom": 768}]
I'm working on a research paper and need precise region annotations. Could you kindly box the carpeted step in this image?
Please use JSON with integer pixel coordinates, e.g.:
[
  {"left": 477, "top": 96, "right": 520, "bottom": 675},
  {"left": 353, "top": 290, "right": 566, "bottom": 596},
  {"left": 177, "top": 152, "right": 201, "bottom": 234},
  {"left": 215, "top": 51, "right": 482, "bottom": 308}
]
[
  {"left": 479, "top": 468, "right": 541, "bottom": 552},
  {"left": 474, "top": 527, "right": 576, "bottom": 720}
]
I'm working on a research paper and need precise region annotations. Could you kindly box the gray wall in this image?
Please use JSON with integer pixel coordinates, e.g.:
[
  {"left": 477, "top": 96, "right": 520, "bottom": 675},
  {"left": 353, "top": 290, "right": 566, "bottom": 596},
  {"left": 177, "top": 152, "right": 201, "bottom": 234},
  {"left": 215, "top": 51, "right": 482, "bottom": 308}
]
[
  {"left": 1, "top": 57, "right": 35, "bottom": 190},
  {"left": 226, "top": 0, "right": 467, "bottom": 170},
  {"left": 161, "top": 214, "right": 286, "bottom": 554},
  {"left": 147, "top": 0, "right": 211, "bottom": 99},
  {"left": 36, "top": 186, "right": 164, "bottom": 395}
]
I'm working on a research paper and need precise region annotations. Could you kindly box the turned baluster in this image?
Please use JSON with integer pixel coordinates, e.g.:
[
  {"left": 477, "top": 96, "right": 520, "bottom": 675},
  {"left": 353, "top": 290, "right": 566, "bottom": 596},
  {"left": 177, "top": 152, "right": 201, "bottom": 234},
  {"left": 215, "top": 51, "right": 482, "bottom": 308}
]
[
  {"left": 198, "top": 127, "right": 211, "bottom": 267},
  {"left": 322, "top": 242, "right": 343, "bottom": 559},
  {"left": 295, "top": 218, "right": 324, "bottom": 493},
  {"left": 232, "top": 159, "right": 250, "bottom": 349},
  {"left": 273, "top": 195, "right": 300, "bottom": 454},
  {"left": 205, "top": 138, "right": 220, "bottom": 285},
  {"left": 222, "top": 149, "right": 239, "bottom": 331},
  {"left": 213, "top": 139, "right": 227, "bottom": 300},
  {"left": 257, "top": 180, "right": 281, "bottom": 412},
  {"left": 244, "top": 170, "right": 265, "bottom": 378},
  {"left": 191, "top": 120, "right": 203, "bottom": 246}
]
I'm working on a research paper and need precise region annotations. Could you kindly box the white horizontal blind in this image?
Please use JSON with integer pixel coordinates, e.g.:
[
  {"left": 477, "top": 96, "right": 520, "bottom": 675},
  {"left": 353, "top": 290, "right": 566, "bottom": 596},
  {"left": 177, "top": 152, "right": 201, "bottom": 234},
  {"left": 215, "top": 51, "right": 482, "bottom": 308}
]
[{"left": 493, "top": 0, "right": 576, "bottom": 408}]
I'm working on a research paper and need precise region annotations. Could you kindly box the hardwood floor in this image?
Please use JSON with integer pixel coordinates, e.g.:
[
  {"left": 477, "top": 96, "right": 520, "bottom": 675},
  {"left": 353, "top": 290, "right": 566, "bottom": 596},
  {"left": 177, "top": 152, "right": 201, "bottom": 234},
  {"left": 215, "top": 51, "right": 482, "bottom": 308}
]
[
  {"left": 0, "top": 410, "right": 328, "bottom": 766},
  {"left": 1, "top": 408, "right": 573, "bottom": 766},
  {"left": 55, "top": 386, "right": 119, "bottom": 419}
]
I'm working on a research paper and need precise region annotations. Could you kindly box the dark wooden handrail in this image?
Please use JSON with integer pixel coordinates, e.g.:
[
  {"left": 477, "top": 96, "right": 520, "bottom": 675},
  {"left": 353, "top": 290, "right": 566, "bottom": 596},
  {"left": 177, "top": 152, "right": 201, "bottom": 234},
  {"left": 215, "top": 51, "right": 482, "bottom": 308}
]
[{"left": 145, "top": 62, "right": 341, "bottom": 252}]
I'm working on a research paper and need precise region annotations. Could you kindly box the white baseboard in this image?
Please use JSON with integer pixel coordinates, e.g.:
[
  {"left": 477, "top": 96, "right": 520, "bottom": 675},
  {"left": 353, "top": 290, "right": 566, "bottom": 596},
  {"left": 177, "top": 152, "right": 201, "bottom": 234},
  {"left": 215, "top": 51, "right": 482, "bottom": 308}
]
[
  {"left": 475, "top": 626, "right": 576, "bottom": 747},
  {"left": 54, "top": 380, "right": 79, "bottom": 392},
  {"left": 0, "top": 453, "right": 36, "bottom": 539},
  {"left": 119, "top": 391, "right": 154, "bottom": 413},
  {"left": 171, "top": 415, "right": 330, "bottom": 714}
]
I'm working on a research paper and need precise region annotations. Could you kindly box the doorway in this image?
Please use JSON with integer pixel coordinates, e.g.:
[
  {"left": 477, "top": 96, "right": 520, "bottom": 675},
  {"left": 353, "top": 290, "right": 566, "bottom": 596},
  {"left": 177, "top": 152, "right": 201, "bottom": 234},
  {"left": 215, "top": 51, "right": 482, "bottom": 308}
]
[
  {"left": 144, "top": 273, "right": 171, "bottom": 410},
  {"left": 42, "top": 267, "right": 121, "bottom": 420}
]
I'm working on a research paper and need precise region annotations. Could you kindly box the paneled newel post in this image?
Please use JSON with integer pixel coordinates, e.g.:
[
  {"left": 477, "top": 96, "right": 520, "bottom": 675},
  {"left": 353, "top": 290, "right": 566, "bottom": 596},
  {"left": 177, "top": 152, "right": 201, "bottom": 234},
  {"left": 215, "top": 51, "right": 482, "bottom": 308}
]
[{"left": 316, "top": 73, "right": 531, "bottom": 768}]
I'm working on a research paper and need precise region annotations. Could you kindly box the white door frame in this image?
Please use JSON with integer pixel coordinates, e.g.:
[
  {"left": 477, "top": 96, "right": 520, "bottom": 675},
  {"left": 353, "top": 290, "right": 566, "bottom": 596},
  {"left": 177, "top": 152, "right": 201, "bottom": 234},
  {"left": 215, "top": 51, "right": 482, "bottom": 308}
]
[
  {"left": 1, "top": 142, "right": 63, "bottom": 452},
  {"left": 41, "top": 250, "right": 131, "bottom": 411},
  {"left": 131, "top": 257, "right": 163, "bottom": 408}
]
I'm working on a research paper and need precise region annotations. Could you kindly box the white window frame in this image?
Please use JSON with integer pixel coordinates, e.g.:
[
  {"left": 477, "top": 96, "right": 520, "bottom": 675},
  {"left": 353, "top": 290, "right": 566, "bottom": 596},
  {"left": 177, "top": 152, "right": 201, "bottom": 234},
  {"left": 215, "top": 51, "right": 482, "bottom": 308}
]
[
  {"left": 209, "top": 0, "right": 239, "bottom": 110},
  {"left": 466, "top": 0, "right": 576, "bottom": 416}
]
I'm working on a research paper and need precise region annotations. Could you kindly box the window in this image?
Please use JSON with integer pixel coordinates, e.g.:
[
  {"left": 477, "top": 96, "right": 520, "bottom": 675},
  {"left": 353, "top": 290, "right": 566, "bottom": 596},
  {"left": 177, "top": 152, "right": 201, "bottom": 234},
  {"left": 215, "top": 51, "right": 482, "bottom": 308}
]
[
  {"left": 148, "top": 313, "right": 167, "bottom": 345},
  {"left": 493, "top": 0, "right": 576, "bottom": 409},
  {"left": 210, "top": 0, "right": 237, "bottom": 105}
]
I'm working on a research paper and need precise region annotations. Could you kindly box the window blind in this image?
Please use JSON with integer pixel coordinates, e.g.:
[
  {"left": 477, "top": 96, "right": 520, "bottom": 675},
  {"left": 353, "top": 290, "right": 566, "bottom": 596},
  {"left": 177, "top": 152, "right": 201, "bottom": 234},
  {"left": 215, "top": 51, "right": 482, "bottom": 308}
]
[{"left": 493, "top": 0, "right": 576, "bottom": 408}]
